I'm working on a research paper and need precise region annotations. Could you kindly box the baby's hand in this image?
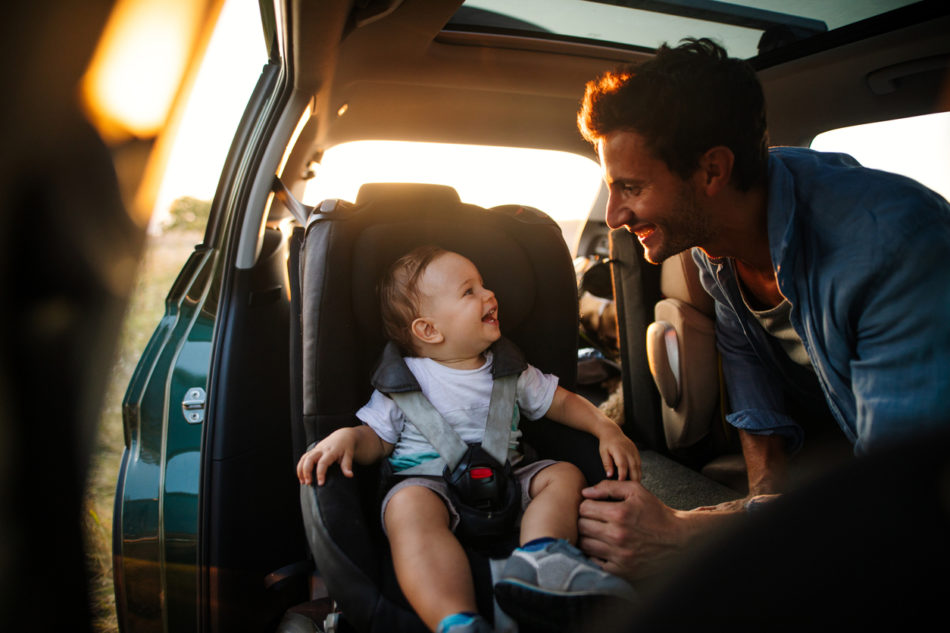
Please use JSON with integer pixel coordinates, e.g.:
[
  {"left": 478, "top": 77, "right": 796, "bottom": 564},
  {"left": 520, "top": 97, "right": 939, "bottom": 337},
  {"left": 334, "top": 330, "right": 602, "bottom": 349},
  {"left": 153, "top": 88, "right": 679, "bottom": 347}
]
[
  {"left": 296, "top": 427, "right": 359, "bottom": 486},
  {"left": 597, "top": 424, "right": 641, "bottom": 482}
]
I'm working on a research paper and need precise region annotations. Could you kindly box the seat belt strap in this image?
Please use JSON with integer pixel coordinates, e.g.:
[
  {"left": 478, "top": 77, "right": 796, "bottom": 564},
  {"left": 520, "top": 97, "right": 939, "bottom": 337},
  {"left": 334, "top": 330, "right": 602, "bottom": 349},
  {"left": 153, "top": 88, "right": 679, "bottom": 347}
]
[
  {"left": 389, "top": 391, "right": 469, "bottom": 470},
  {"left": 482, "top": 375, "right": 517, "bottom": 465},
  {"left": 271, "top": 176, "right": 314, "bottom": 225},
  {"left": 389, "top": 373, "right": 518, "bottom": 474}
]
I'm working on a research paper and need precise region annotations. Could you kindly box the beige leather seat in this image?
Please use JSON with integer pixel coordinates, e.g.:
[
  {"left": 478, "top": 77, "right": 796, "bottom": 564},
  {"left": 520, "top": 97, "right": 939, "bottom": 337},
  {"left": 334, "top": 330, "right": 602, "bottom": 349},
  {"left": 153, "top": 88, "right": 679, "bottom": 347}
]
[
  {"left": 647, "top": 250, "right": 717, "bottom": 449},
  {"left": 646, "top": 249, "right": 745, "bottom": 488}
]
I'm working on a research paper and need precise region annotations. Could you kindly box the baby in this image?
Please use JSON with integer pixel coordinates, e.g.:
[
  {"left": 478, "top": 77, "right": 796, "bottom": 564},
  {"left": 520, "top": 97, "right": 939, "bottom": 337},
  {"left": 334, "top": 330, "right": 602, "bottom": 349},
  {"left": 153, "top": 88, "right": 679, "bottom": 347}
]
[{"left": 297, "top": 245, "right": 640, "bottom": 633}]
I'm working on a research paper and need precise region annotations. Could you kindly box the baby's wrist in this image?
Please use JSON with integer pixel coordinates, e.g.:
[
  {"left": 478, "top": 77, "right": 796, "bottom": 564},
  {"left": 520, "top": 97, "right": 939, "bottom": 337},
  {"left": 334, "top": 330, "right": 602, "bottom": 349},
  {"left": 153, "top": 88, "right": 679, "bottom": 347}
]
[{"left": 595, "top": 419, "right": 622, "bottom": 440}]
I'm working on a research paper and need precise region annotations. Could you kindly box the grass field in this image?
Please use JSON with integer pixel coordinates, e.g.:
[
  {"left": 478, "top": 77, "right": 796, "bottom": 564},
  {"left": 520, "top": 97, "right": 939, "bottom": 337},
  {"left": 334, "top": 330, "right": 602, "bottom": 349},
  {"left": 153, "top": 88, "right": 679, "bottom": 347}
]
[{"left": 83, "top": 227, "right": 203, "bottom": 633}]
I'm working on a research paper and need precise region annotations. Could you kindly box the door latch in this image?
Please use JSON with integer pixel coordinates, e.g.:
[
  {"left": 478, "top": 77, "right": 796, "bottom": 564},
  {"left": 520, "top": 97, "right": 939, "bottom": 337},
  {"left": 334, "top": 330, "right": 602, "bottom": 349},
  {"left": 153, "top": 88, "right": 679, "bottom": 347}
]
[{"left": 182, "top": 387, "right": 206, "bottom": 424}]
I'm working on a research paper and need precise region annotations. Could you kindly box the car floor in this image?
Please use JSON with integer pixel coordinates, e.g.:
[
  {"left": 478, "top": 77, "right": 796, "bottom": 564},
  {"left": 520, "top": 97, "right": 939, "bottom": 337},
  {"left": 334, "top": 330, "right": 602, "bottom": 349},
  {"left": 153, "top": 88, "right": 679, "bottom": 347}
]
[{"left": 639, "top": 450, "right": 742, "bottom": 510}]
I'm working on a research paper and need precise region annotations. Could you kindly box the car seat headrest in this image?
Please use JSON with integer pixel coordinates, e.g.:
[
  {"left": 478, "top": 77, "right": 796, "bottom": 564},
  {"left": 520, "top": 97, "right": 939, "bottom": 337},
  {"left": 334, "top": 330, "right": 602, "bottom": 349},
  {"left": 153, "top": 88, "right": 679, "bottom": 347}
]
[
  {"left": 356, "top": 182, "right": 461, "bottom": 207},
  {"left": 349, "top": 187, "right": 537, "bottom": 345},
  {"left": 660, "top": 249, "right": 715, "bottom": 316}
]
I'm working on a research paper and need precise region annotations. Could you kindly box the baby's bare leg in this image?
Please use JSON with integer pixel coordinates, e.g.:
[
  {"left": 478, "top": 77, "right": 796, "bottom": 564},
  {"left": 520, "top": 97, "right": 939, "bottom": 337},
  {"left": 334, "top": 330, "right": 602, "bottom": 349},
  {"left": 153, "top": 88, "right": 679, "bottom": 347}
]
[
  {"left": 520, "top": 461, "right": 586, "bottom": 545},
  {"left": 384, "top": 485, "right": 475, "bottom": 632}
]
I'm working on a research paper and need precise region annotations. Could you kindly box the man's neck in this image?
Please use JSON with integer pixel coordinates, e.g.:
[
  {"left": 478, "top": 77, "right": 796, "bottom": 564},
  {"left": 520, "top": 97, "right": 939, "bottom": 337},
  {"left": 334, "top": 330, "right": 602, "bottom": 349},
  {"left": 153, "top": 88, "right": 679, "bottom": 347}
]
[
  {"left": 700, "top": 184, "right": 771, "bottom": 267},
  {"left": 704, "top": 184, "right": 783, "bottom": 309}
]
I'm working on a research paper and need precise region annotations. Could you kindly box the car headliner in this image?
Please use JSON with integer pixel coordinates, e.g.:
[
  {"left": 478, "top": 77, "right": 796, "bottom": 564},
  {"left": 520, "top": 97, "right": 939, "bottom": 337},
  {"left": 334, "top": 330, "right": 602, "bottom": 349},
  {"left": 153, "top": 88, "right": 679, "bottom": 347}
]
[
  {"left": 230, "top": 1, "right": 948, "bottom": 269},
  {"left": 285, "top": 1, "right": 949, "bottom": 168}
]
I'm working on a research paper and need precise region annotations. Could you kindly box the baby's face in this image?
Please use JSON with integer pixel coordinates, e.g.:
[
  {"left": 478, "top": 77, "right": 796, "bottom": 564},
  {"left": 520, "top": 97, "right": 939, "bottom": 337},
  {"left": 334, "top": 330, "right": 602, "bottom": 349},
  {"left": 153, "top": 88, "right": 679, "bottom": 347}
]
[{"left": 416, "top": 252, "right": 500, "bottom": 358}]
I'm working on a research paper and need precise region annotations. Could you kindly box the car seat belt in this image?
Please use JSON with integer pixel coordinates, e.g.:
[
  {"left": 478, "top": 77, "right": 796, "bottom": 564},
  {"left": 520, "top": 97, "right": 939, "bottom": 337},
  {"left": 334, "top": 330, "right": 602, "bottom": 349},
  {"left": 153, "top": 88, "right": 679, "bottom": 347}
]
[
  {"left": 271, "top": 176, "right": 314, "bottom": 225},
  {"left": 388, "top": 374, "right": 517, "bottom": 476}
]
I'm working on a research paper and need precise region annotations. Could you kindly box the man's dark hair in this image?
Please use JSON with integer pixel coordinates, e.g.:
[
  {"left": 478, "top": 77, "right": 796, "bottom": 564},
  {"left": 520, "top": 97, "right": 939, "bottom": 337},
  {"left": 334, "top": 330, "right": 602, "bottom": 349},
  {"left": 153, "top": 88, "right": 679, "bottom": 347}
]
[{"left": 578, "top": 38, "right": 768, "bottom": 190}]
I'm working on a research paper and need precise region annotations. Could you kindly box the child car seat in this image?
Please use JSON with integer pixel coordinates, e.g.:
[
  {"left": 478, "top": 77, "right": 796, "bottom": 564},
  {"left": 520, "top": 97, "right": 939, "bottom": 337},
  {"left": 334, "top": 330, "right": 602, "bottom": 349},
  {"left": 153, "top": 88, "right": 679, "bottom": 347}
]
[{"left": 293, "top": 183, "right": 606, "bottom": 632}]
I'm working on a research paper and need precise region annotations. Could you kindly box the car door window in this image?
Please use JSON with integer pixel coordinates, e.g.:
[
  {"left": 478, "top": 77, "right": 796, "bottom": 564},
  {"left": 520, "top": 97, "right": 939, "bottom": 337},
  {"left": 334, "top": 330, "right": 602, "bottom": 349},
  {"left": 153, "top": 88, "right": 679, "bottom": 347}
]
[
  {"left": 152, "top": 0, "right": 266, "bottom": 232},
  {"left": 811, "top": 111, "right": 950, "bottom": 203}
]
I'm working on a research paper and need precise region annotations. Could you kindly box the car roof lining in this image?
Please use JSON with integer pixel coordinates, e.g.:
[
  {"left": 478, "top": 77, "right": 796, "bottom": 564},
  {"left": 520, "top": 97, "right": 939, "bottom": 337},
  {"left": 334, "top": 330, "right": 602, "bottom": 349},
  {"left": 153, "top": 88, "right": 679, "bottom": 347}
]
[
  {"left": 255, "top": 0, "right": 950, "bottom": 254},
  {"left": 289, "top": 1, "right": 948, "bottom": 161}
]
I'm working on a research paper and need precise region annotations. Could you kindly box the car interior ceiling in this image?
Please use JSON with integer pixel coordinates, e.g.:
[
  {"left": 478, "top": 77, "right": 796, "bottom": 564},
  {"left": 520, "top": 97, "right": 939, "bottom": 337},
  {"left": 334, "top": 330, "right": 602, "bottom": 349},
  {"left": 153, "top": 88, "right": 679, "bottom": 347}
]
[{"left": 201, "top": 1, "right": 950, "bottom": 628}]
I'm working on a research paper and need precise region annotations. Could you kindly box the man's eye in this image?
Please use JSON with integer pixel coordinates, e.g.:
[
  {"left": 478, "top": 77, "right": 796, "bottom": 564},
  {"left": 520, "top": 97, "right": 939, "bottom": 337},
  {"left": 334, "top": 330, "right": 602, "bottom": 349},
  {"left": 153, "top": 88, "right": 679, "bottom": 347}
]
[{"left": 622, "top": 184, "right": 641, "bottom": 195}]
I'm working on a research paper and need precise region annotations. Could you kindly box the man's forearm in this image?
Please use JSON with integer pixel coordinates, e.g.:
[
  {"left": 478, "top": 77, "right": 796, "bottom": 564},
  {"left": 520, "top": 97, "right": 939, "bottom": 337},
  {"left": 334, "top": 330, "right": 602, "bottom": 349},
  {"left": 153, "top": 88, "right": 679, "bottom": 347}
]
[{"left": 739, "top": 430, "right": 787, "bottom": 495}]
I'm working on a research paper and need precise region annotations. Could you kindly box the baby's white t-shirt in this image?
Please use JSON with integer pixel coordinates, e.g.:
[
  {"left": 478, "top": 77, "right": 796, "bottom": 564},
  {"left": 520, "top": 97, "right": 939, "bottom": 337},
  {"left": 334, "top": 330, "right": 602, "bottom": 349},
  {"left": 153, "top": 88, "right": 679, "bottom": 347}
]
[{"left": 356, "top": 352, "right": 559, "bottom": 471}]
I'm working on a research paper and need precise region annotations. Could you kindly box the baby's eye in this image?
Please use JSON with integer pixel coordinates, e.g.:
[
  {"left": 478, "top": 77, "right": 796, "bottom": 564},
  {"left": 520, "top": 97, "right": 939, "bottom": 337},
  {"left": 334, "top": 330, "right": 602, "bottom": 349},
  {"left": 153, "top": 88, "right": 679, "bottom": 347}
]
[{"left": 463, "top": 287, "right": 473, "bottom": 296}]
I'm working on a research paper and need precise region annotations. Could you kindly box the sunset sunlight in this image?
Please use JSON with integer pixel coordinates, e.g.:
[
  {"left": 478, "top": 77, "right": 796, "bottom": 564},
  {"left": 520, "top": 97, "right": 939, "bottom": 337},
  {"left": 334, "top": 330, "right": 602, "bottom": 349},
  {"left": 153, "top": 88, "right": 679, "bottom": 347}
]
[
  {"left": 302, "top": 140, "right": 605, "bottom": 250},
  {"left": 81, "top": 0, "right": 209, "bottom": 140}
]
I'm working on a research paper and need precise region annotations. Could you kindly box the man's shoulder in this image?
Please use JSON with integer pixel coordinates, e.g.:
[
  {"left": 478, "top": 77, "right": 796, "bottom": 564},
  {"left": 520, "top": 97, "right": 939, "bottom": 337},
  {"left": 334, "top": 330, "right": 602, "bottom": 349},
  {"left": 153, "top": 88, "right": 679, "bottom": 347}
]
[
  {"left": 770, "top": 146, "right": 944, "bottom": 209},
  {"left": 769, "top": 147, "right": 949, "bottom": 246}
]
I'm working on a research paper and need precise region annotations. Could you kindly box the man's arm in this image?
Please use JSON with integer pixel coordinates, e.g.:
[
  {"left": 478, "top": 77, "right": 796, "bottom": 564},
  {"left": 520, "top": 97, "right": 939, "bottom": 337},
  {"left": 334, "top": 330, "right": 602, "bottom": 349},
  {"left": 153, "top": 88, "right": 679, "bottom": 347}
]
[
  {"left": 694, "top": 251, "right": 802, "bottom": 494},
  {"left": 739, "top": 430, "right": 787, "bottom": 495}
]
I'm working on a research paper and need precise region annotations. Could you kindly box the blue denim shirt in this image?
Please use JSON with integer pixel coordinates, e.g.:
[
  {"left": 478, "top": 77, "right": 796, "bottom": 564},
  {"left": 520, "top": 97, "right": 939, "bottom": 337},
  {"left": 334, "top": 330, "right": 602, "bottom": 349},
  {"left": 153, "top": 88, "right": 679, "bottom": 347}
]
[{"left": 694, "top": 147, "right": 950, "bottom": 455}]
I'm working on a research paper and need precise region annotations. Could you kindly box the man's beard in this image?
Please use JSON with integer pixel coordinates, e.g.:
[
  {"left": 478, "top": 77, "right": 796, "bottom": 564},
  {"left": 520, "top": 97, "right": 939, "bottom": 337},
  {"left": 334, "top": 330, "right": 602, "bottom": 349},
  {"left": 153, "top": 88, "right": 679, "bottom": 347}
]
[{"left": 643, "top": 184, "right": 712, "bottom": 265}]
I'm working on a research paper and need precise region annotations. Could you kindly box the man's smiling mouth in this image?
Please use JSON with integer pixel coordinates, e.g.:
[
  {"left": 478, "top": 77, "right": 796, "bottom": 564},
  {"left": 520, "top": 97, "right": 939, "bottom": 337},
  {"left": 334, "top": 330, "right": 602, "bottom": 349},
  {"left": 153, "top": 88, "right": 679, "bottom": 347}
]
[{"left": 633, "top": 224, "right": 656, "bottom": 242}]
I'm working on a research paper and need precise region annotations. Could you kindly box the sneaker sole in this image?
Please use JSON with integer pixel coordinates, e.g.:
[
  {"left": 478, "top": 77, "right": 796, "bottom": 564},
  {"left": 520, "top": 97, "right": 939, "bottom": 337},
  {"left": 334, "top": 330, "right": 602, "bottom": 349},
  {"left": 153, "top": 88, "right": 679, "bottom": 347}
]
[{"left": 493, "top": 580, "right": 634, "bottom": 631}]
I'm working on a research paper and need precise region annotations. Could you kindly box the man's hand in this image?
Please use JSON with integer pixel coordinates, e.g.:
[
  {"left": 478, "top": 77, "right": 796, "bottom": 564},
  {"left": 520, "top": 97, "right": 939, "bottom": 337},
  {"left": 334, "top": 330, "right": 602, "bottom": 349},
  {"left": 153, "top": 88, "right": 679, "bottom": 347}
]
[
  {"left": 577, "top": 480, "right": 742, "bottom": 581},
  {"left": 577, "top": 480, "right": 683, "bottom": 580}
]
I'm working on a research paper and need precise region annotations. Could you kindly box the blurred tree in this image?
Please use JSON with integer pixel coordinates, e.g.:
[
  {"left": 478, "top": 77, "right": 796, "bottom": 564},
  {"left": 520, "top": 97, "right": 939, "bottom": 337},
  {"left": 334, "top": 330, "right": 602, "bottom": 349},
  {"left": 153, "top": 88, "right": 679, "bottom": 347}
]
[{"left": 166, "top": 195, "right": 211, "bottom": 232}]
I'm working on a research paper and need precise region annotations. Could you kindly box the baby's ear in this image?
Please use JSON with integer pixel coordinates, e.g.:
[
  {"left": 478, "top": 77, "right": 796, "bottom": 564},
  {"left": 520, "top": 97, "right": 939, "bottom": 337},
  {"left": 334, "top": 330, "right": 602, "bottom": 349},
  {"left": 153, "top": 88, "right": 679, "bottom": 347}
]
[{"left": 411, "top": 317, "right": 443, "bottom": 345}]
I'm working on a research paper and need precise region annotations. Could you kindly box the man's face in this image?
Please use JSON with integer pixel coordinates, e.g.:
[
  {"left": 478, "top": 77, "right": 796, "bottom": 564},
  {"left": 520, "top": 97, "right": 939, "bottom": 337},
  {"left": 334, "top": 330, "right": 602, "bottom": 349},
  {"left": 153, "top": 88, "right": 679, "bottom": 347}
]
[{"left": 599, "top": 130, "right": 712, "bottom": 265}]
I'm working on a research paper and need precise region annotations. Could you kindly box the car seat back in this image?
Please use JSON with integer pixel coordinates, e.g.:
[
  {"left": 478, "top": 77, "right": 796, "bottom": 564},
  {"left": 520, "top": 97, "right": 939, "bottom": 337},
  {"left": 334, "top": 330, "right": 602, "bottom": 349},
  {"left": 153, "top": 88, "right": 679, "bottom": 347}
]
[
  {"left": 607, "top": 229, "right": 663, "bottom": 448},
  {"left": 294, "top": 183, "right": 601, "bottom": 632},
  {"left": 646, "top": 249, "right": 719, "bottom": 451}
]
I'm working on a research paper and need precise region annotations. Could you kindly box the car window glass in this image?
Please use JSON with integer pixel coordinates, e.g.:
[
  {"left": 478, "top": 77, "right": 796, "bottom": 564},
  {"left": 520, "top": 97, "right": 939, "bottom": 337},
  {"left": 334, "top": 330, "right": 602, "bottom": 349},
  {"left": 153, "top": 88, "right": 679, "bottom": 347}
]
[
  {"left": 810, "top": 111, "right": 950, "bottom": 203},
  {"left": 301, "top": 140, "right": 603, "bottom": 254},
  {"left": 447, "top": 0, "right": 919, "bottom": 60}
]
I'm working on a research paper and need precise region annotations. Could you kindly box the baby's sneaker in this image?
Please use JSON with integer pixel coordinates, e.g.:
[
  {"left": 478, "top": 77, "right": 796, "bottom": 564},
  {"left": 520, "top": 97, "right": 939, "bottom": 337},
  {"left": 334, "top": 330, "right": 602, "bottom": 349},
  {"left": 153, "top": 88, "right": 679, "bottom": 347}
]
[
  {"left": 493, "top": 538, "right": 637, "bottom": 629},
  {"left": 436, "top": 612, "right": 494, "bottom": 633}
]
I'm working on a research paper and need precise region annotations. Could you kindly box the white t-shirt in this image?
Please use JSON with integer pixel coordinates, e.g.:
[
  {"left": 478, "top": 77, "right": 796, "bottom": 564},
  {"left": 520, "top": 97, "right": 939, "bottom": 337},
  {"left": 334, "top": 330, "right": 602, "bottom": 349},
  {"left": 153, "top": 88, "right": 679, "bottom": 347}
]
[{"left": 356, "top": 352, "right": 559, "bottom": 471}]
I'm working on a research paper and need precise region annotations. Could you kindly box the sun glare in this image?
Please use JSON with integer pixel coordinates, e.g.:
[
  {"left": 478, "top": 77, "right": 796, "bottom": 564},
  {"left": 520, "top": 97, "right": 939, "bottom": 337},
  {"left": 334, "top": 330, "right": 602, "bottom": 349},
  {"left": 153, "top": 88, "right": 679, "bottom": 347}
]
[
  {"left": 82, "top": 0, "right": 208, "bottom": 140},
  {"left": 149, "top": 0, "right": 264, "bottom": 229},
  {"left": 302, "top": 141, "right": 604, "bottom": 252}
]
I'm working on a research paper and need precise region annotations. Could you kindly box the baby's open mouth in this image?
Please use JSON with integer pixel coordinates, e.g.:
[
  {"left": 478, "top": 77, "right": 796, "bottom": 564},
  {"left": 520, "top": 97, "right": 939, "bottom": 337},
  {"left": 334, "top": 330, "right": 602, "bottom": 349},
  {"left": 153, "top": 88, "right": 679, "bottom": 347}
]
[{"left": 482, "top": 307, "right": 498, "bottom": 324}]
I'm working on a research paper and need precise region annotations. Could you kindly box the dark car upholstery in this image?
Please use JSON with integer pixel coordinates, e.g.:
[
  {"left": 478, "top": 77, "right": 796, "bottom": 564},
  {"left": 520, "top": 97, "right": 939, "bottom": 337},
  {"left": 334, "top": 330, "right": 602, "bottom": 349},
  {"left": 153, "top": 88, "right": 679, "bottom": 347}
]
[{"left": 293, "top": 182, "right": 604, "bottom": 632}]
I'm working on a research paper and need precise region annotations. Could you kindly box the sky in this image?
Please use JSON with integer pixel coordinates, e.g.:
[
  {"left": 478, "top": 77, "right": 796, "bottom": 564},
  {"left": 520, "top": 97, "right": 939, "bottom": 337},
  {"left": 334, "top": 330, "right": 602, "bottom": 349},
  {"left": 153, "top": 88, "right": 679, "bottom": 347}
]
[
  {"left": 152, "top": 0, "right": 950, "bottom": 234},
  {"left": 150, "top": 0, "right": 265, "bottom": 228}
]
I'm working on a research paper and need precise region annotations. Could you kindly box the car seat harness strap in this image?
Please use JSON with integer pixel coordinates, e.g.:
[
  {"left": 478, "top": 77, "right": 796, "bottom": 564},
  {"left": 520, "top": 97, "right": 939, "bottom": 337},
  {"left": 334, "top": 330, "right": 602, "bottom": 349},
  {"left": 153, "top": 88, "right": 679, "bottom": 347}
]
[
  {"left": 388, "top": 373, "right": 516, "bottom": 470},
  {"left": 379, "top": 338, "right": 527, "bottom": 546},
  {"left": 389, "top": 375, "right": 521, "bottom": 545},
  {"left": 388, "top": 390, "right": 470, "bottom": 470}
]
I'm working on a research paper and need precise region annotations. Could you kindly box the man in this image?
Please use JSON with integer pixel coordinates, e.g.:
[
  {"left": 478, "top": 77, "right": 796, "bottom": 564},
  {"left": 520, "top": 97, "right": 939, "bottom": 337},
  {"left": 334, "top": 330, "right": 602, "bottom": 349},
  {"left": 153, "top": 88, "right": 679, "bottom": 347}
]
[{"left": 574, "top": 38, "right": 950, "bottom": 581}]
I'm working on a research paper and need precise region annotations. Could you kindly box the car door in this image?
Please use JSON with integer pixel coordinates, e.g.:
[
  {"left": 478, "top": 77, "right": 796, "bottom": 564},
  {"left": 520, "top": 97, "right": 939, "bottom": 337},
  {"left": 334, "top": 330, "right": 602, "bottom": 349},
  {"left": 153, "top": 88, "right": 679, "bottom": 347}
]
[{"left": 112, "top": 5, "right": 289, "bottom": 632}]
